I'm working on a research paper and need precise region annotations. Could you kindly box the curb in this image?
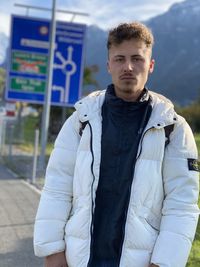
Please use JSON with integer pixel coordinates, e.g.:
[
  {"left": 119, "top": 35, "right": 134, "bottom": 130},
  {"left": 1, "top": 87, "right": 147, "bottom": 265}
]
[
  {"left": 5, "top": 165, "right": 41, "bottom": 195},
  {"left": 6, "top": 166, "right": 19, "bottom": 178},
  {"left": 21, "top": 180, "right": 41, "bottom": 195}
]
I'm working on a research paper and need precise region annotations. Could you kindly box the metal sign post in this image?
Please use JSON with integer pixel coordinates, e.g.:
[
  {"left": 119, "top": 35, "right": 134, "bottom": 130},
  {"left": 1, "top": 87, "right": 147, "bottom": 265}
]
[{"left": 40, "top": 0, "right": 57, "bottom": 170}]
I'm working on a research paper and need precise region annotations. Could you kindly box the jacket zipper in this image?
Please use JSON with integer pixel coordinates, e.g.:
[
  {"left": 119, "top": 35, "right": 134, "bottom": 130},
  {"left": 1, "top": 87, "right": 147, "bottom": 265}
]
[
  {"left": 87, "top": 122, "right": 96, "bottom": 267},
  {"left": 136, "top": 126, "right": 154, "bottom": 160}
]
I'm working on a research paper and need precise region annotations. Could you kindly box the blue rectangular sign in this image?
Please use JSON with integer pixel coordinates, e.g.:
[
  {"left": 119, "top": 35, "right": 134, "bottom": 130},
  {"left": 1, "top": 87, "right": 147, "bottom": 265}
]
[
  {"left": 6, "top": 15, "right": 86, "bottom": 106},
  {"left": 52, "top": 21, "right": 86, "bottom": 105}
]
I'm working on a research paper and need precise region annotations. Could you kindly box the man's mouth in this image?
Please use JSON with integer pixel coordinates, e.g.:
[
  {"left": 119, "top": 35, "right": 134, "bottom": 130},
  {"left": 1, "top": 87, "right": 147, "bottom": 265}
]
[{"left": 120, "top": 75, "right": 136, "bottom": 80}]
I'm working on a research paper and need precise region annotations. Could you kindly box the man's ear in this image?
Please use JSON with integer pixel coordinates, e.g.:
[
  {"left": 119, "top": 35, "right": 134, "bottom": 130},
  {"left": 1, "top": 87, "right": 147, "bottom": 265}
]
[
  {"left": 149, "top": 59, "right": 155, "bottom": 74},
  {"left": 107, "top": 60, "right": 111, "bottom": 74}
]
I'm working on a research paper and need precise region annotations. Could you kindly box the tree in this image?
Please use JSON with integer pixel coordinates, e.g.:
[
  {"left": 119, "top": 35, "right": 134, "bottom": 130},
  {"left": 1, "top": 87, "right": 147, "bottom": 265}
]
[
  {"left": 0, "top": 67, "right": 6, "bottom": 100},
  {"left": 83, "top": 65, "right": 99, "bottom": 87},
  {"left": 176, "top": 96, "right": 200, "bottom": 132}
]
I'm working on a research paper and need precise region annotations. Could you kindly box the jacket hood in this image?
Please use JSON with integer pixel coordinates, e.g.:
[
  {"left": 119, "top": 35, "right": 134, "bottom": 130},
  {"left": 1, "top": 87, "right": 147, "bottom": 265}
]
[
  {"left": 147, "top": 91, "right": 178, "bottom": 129},
  {"left": 74, "top": 90, "right": 105, "bottom": 122},
  {"left": 74, "top": 89, "right": 178, "bottom": 128}
]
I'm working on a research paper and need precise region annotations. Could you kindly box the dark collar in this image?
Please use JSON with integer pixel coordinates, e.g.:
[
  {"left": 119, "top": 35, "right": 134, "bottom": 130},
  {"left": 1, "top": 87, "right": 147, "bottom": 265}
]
[
  {"left": 104, "top": 84, "right": 150, "bottom": 115},
  {"left": 105, "top": 84, "right": 149, "bottom": 104}
]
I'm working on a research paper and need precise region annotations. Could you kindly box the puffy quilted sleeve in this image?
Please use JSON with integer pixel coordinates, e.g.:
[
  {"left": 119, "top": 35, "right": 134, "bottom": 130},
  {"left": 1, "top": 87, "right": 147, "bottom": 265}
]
[
  {"left": 34, "top": 111, "right": 80, "bottom": 257},
  {"left": 151, "top": 116, "right": 200, "bottom": 267}
]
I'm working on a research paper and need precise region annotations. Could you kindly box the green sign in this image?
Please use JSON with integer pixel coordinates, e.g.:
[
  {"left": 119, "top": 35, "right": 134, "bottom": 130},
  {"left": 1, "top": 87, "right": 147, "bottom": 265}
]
[
  {"left": 11, "top": 51, "right": 48, "bottom": 75},
  {"left": 11, "top": 77, "right": 46, "bottom": 93}
]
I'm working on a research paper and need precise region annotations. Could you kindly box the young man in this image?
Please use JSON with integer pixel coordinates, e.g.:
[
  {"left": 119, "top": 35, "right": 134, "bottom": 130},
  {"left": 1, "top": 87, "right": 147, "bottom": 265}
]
[{"left": 34, "top": 22, "right": 199, "bottom": 267}]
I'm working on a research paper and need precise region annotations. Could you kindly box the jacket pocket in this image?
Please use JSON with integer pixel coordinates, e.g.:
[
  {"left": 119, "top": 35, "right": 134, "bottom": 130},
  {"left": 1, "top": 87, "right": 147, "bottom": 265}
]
[
  {"left": 143, "top": 218, "right": 159, "bottom": 234},
  {"left": 135, "top": 206, "right": 161, "bottom": 233}
]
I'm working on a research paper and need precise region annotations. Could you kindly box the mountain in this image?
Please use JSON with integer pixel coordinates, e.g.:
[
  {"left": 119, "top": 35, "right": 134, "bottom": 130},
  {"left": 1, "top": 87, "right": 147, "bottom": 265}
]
[
  {"left": 147, "top": 0, "right": 200, "bottom": 105},
  {"left": 84, "top": 0, "right": 200, "bottom": 105},
  {"left": 1, "top": 0, "right": 200, "bottom": 105},
  {"left": 84, "top": 25, "right": 110, "bottom": 90}
]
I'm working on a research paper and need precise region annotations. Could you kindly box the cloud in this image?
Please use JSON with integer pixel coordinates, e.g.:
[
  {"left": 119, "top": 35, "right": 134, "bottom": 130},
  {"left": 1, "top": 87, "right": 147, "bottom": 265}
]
[
  {"left": 58, "top": 0, "right": 186, "bottom": 29},
  {"left": 0, "top": 0, "right": 186, "bottom": 35},
  {"left": 0, "top": 13, "right": 11, "bottom": 36}
]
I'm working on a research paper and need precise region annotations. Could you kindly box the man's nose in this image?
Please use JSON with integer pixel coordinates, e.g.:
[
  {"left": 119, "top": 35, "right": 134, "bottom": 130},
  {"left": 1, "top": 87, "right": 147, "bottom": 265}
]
[{"left": 123, "top": 61, "right": 133, "bottom": 71}]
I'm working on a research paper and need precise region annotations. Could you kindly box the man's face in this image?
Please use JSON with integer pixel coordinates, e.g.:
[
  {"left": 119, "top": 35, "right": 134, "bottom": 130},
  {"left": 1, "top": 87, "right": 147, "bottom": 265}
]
[{"left": 107, "top": 39, "right": 155, "bottom": 101}]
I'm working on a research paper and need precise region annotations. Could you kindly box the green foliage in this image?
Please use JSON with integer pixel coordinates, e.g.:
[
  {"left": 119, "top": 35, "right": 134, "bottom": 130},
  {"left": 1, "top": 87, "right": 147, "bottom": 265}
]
[
  {"left": 83, "top": 65, "right": 99, "bottom": 87},
  {"left": 17, "top": 114, "right": 54, "bottom": 155},
  {"left": 0, "top": 67, "right": 6, "bottom": 98},
  {"left": 176, "top": 98, "right": 200, "bottom": 132},
  {"left": 187, "top": 240, "right": 200, "bottom": 267},
  {"left": 23, "top": 115, "right": 39, "bottom": 143},
  {"left": 195, "top": 134, "right": 200, "bottom": 154}
]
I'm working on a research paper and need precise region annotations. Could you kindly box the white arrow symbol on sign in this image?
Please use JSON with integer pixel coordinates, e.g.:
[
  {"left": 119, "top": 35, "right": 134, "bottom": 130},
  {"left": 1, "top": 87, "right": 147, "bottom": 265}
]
[{"left": 54, "top": 46, "right": 77, "bottom": 103}]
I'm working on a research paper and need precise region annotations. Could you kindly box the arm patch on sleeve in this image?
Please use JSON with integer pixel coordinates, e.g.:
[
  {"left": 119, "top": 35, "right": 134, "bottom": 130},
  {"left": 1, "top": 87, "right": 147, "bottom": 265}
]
[{"left": 188, "top": 158, "right": 200, "bottom": 172}]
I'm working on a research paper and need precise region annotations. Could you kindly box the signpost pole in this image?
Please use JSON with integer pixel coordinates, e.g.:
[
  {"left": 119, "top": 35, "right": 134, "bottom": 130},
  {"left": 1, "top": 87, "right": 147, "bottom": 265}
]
[
  {"left": 61, "top": 15, "right": 76, "bottom": 125},
  {"left": 39, "top": 0, "right": 57, "bottom": 170}
]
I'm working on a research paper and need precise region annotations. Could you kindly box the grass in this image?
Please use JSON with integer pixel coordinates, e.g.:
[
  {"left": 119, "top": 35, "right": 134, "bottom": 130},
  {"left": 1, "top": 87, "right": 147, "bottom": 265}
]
[
  {"left": 19, "top": 141, "right": 54, "bottom": 156},
  {"left": 187, "top": 200, "right": 200, "bottom": 267},
  {"left": 15, "top": 115, "right": 54, "bottom": 156},
  {"left": 187, "top": 133, "right": 200, "bottom": 267}
]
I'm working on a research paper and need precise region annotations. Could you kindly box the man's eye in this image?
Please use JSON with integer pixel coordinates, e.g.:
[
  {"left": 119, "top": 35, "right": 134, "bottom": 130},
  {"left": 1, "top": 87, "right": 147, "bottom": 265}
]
[
  {"left": 115, "top": 58, "right": 123, "bottom": 62},
  {"left": 132, "top": 57, "right": 143, "bottom": 62}
]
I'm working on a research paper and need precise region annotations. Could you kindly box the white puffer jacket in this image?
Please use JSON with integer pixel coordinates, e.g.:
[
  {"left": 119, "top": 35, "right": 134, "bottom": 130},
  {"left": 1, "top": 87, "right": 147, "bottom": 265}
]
[{"left": 34, "top": 90, "right": 199, "bottom": 267}]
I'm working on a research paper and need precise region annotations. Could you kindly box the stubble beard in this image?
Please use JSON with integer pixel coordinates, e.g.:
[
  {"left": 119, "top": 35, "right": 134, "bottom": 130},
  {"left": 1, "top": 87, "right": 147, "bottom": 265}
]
[
  {"left": 121, "top": 80, "right": 138, "bottom": 94},
  {"left": 116, "top": 80, "right": 144, "bottom": 101}
]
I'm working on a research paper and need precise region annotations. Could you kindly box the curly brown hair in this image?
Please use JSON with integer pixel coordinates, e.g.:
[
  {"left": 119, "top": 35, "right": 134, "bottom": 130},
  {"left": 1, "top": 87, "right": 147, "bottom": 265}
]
[{"left": 107, "top": 22, "right": 154, "bottom": 50}]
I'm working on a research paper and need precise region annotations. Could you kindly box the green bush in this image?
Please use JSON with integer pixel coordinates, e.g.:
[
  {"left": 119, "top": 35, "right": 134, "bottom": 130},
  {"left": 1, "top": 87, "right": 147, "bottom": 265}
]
[{"left": 176, "top": 99, "right": 200, "bottom": 133}]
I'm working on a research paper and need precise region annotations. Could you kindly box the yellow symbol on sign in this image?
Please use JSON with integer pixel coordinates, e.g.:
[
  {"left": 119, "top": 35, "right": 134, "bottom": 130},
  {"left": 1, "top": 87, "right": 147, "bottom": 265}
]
[{"left": 39, "top": 26, "right": 48, "bottom": 35}]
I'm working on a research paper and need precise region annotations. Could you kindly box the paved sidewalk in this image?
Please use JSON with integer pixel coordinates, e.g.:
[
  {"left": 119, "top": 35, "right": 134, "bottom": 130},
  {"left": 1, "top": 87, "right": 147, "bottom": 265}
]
[{"left": 0, "top": 162, "right": 44, "bottom": 267}]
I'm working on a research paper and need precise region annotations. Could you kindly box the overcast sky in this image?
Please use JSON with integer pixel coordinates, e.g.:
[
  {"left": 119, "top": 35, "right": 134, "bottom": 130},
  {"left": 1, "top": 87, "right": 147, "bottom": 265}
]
[{"left": 0, "top": 0, "right": 185, "bottom": 36}]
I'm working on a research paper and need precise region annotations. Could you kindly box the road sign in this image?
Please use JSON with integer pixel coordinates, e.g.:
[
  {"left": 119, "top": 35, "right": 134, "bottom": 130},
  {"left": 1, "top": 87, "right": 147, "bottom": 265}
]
[
  {"left": 51, "top": 20, "right": 86, "bottom": 105},
  {"left": 6, "top": 15, "right": 86, "bottom": 106}
]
